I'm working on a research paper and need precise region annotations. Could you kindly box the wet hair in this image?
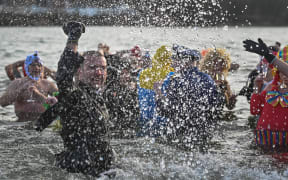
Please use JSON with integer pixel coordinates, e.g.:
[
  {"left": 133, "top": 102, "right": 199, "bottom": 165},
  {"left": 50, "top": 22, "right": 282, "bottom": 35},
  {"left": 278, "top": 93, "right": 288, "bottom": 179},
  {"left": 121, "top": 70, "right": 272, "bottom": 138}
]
[
  {"left": 82, "top": 50, "right": 104, "bottom": 57},
  {"left": 200, "top": 48, "right": 231, "bottom": 78}
]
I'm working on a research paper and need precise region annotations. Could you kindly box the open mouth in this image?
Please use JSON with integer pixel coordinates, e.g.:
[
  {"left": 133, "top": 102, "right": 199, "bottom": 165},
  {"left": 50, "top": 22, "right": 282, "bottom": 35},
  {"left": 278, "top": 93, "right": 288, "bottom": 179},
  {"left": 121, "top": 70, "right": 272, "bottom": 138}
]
[
  {"left": 91, "top": 77, "right": 103, "bottom": 83},
  {"left": 31, "top": 71, "right": 41, "bottom": 75}
]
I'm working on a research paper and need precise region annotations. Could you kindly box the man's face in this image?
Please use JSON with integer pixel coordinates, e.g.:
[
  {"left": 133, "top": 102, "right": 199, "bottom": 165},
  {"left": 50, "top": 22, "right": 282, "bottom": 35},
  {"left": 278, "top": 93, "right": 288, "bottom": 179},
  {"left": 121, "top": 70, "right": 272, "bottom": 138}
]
[
  {"left": 28, "top": 62, "right": 43, "bottom": 79},
  {"left": 78, "top": 55, "right": 107, "bottom": 89}
]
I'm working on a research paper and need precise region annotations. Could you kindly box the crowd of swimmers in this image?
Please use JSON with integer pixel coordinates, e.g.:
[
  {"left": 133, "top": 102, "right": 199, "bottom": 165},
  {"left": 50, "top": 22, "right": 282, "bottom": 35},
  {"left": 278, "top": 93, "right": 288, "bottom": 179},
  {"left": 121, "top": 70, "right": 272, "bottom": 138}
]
[{"left": 0, "top": 21, "right": 288, "bottom": 176}]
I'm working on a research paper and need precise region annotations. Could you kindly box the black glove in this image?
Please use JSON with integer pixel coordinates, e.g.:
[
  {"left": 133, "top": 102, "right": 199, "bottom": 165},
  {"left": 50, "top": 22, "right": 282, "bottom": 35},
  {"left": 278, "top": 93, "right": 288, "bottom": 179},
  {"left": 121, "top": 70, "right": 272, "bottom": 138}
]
[
  {"left": 62, "top": 21, "right": 85, "bottom": 44},
  {"left": 243, "top": 38, "right": 276, "bottom": 64}
]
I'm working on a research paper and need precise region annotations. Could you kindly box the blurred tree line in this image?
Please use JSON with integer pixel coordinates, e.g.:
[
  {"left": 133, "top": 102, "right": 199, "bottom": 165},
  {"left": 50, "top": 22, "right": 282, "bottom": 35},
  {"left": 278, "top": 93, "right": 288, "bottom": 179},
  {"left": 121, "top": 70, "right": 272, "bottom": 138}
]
[
  {"left": 122, "top": 0, "right": 288, "bottom": 26},
  {"left": 74, "top": 0, "right": 288, "bottom": 26},
  {"left": 0, "top": 0, "right": 287, "bottom": 26}
]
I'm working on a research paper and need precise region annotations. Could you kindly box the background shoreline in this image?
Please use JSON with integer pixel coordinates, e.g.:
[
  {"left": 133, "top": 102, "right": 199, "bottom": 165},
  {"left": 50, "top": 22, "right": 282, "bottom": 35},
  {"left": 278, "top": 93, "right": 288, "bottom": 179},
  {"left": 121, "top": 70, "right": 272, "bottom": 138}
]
[{"left": 1, "top": 0, "right": 288, "bottom": 27}]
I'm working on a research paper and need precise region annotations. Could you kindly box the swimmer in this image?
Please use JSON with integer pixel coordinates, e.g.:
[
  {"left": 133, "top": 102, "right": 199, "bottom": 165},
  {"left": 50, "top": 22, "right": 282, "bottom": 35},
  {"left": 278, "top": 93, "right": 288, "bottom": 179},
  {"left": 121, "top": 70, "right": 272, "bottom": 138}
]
[{"left": 0, "top": 52, "right": 58, "bottom": 121}]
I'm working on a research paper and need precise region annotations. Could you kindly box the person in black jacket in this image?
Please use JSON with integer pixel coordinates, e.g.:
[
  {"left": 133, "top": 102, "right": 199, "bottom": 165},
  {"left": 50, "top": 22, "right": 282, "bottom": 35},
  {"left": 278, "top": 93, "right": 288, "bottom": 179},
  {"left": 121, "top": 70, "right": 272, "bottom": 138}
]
[{"left": 35, "top": 22, "right": 113, "bottom": 177}]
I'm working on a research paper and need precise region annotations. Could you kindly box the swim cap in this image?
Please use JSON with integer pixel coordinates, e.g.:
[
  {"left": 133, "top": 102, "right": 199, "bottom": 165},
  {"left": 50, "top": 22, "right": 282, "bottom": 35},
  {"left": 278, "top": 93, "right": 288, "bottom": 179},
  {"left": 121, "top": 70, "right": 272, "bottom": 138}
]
[{"left": 24, "top": 51, "right": 43, "bottom": 80}]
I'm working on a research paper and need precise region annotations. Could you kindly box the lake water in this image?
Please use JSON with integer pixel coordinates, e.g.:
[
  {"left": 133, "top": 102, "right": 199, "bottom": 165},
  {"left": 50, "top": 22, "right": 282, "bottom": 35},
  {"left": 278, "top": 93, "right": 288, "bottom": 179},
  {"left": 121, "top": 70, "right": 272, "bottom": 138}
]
[{"left": 0, "top": 26, "right": 288, "bottom": 179}]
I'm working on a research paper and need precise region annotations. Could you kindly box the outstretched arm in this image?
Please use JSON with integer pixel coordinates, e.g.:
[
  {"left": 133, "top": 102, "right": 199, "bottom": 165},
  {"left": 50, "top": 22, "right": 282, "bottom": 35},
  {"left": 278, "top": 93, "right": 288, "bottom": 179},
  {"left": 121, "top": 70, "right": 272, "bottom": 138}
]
[
  {"left": 243, "top": 38, "right": 288, "bottom": 77},
  {"left": 272, "top": 59, "right": 288, "bottom": 77}
]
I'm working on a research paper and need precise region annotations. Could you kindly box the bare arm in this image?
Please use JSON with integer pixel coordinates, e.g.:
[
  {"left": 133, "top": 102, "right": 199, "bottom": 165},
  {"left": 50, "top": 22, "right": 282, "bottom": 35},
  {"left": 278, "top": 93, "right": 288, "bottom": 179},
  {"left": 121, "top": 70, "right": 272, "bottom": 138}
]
[
  {"left": 28, "top": 80, "right": 58, "bottom": 103},
  {"left": 5, "top": 60, "right": 25, "bottom": 80},
  {"left": 43, "top": 66, "right": 57, "bottom": 81},
  {"left": 223, "top": 81, "right": 237, "bottom": 110},
  {"left": 28, "top": 86, "right": 47, "bottom": 104},
  {"left": 12, "top": 60, "right": 25, "bottom": 68},
  {"left": 48, "top": 81, "right": 58, "bottom": 95},
  {"left": 272, "top": 58, "right": 288, "bottom": 77},
  {"left": 5, "top": 64, "right": 14, "bottom": 80}
]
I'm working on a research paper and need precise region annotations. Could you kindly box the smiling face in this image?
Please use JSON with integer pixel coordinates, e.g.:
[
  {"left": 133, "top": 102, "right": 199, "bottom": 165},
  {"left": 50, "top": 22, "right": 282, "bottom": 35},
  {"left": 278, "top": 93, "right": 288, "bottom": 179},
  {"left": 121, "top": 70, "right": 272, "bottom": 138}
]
[
  {"left": 78, "top": 53, "right": 107, "bottom": 89},
  {"left": 28, "top": 62, "right": 43, "bottom": 79}
]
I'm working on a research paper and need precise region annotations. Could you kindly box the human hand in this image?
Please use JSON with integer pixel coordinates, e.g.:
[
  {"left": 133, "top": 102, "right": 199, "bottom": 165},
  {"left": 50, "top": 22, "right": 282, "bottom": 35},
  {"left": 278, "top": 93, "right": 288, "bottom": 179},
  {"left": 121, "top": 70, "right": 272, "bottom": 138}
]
[
  {"left": 45, "top": 96, "right": 58, "bottom": 106},
  {"left": 243, "top": 38, "right": 276, "bottom": 63},
  {"left": 227, "top": 93, "right": 237, "bottom": 110},
  {"left": 62, "top": 21, "right": 85, "bottom": 43},
  {"left": 28, "top": 85, "right": 39, "bottom": 94},
  {"left": 230, "top": 94, "right": 238, "bottom": 103},
  {"left": 215, "top": 79, "right": 228, "bottom": 89},
  {"left": 254, "top": 75, "right": 265, "bottom": 92}
]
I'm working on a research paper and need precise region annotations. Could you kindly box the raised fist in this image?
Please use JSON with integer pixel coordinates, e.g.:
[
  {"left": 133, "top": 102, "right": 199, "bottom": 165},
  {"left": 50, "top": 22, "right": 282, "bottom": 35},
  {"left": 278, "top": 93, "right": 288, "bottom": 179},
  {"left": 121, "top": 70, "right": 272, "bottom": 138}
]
[{"left": 62, "top": 21, "right": 85, "bottom": 43}]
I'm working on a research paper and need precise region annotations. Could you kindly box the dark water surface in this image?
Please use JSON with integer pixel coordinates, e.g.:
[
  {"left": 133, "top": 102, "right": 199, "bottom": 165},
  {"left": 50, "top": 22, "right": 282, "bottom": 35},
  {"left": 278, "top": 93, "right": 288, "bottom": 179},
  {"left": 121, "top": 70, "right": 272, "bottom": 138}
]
[{"left": 0, "top": 26, "right": 288, "bottom": 179}]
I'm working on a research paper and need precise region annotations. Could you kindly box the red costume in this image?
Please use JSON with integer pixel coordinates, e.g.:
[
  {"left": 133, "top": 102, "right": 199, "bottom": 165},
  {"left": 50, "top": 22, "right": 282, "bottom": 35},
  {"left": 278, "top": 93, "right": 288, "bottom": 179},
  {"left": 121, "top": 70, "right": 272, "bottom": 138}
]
[{"left": 250, "top": 73, "right": 288, "bottom": 147}]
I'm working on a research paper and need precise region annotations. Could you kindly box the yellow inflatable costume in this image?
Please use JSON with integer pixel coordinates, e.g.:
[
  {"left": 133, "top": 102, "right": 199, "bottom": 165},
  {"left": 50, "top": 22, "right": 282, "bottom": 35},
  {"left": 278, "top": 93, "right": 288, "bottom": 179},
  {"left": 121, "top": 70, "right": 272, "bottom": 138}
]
[{"left": 139, "top": 45, "right": 174, "bottom": 90}]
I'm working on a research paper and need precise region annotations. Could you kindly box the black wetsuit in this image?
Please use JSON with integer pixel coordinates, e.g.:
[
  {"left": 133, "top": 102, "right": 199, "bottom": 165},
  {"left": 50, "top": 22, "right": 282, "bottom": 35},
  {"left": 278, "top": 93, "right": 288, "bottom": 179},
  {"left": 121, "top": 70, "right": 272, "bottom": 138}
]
[{"left": 35, "top": 48, "right": 113, "bottom": 176}]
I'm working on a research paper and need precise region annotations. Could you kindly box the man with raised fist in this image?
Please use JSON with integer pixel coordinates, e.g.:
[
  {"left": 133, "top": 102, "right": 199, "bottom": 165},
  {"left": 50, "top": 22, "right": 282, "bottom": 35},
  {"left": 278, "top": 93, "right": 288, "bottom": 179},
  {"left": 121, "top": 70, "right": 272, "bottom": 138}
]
[{"left": 35, "top": 21, "right": 113, "bottom": 177}]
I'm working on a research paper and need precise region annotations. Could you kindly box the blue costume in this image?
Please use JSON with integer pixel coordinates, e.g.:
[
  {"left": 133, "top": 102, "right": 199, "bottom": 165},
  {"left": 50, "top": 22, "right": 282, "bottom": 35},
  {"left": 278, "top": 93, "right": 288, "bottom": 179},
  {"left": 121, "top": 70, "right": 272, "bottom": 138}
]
[
  {"left": 157, "top": 67, "right": 224, "bottom": 150},
  {"left": 137, "top": 70, "right": 175, "bottom": 136}
]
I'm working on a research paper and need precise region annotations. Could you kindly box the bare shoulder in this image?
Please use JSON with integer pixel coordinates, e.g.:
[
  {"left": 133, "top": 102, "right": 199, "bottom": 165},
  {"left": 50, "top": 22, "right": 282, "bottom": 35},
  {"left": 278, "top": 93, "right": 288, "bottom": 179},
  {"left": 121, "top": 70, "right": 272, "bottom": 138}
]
[
  {"left": 9, "top": 78, "right": 27, "bottom": 87},
  {"left": 40, "top": 79, "right": 58, "bottom": 91},
  {"left": 2, "top": 78, "right": 28, "bottom": 95},
  {"left": 40, "top": 79, "right": 56, "bottom": 87},
  {"left": 40, "top": 79, "right": 54, "bottom": 84}
]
